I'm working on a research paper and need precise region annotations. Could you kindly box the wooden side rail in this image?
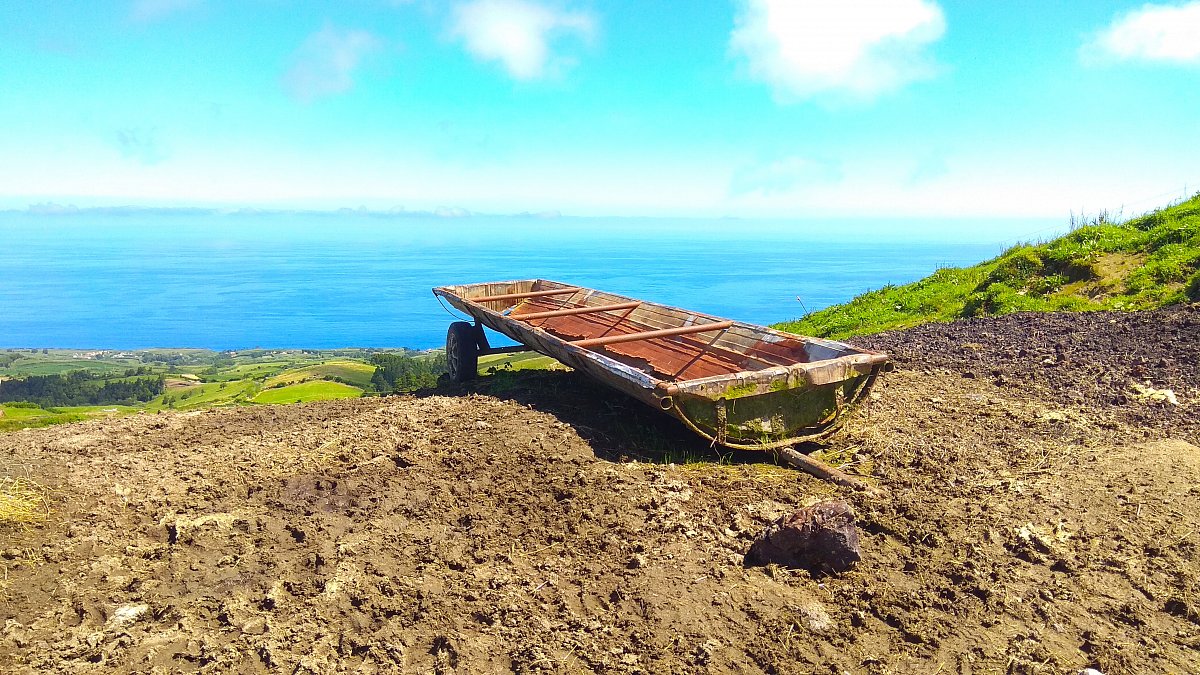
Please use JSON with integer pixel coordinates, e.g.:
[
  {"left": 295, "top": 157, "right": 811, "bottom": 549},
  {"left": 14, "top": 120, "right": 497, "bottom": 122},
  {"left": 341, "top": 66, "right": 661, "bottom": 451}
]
[
  {"left": 512, "top": 301, "right": 641, "bottom": 321},
  {"left": 572, "top": 321, "right": 734, "bottom": 348},
  {"left": 466, "top": 287, "right": 581, "bottom": 303}
]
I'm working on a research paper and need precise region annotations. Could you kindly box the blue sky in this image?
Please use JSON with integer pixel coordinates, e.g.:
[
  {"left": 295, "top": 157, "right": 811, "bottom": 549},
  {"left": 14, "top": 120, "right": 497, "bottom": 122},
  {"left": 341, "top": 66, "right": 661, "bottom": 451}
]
[{"left": 1, "top": 0, "right": 1198, "bottom": 217}]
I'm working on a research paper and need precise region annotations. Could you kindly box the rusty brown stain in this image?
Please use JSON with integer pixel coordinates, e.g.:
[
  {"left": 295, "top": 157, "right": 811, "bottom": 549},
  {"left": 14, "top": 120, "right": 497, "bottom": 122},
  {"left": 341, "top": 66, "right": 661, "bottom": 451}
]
[{"left": 747, "top": 338, "right": 811, "bottom": 364}]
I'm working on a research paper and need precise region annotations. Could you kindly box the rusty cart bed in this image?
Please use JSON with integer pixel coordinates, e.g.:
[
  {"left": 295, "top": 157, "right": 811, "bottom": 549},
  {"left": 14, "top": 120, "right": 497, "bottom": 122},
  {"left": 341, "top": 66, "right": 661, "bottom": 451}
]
[{"left": 433, "top": 279, "right": 888, "bottom": 450}]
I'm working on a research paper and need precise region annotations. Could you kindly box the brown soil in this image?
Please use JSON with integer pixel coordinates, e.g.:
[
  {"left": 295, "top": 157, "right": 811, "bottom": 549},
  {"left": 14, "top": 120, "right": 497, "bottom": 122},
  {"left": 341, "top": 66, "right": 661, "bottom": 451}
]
[{"left": 2, "top": 307, "right": 1199, "bottom": 674}]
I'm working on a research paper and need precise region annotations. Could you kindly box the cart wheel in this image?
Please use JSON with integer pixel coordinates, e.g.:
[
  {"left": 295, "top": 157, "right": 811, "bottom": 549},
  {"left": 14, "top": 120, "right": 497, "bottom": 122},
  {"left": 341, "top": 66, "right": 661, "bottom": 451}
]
[{"left": 446, "top": 321, "right": 479, "bottom": 382}]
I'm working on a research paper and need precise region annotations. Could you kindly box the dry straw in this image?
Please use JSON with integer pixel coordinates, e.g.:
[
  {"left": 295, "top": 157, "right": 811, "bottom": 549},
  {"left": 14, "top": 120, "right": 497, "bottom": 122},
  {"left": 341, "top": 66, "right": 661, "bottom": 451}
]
[{"left": 0, "top": 476, "right": 49, "bottom": 527}]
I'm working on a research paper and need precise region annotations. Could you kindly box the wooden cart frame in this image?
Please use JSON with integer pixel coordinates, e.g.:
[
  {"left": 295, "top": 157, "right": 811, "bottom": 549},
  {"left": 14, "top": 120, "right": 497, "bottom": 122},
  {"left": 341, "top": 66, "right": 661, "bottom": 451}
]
[{"left": 433, "top": 279, "right": 888, "bottom": 451}]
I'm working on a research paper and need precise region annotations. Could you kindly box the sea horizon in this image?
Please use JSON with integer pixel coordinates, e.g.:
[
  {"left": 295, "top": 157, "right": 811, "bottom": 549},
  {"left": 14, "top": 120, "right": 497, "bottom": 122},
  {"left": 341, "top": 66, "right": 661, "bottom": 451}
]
[{"left": 2, "top": 210, "right": 1064, "bottom": 351}]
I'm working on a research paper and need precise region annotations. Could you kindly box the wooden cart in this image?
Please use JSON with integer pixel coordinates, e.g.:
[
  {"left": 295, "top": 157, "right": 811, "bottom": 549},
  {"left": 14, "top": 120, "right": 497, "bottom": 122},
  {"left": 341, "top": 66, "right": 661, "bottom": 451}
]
[{"left": 433, "top": 279, "right": 888, "bottom": 451}]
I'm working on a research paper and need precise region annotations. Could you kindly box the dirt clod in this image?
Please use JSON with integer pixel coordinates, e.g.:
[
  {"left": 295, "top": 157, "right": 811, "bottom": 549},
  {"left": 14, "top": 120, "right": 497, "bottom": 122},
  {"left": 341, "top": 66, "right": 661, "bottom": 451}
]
[{"left": 746, "top": 500, "right": 861, "bottom": 573}]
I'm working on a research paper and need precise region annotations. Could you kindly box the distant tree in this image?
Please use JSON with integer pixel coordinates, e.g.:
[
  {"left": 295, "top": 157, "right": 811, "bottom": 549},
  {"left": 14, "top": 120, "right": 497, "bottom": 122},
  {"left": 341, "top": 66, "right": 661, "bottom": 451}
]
[
  {"left": 0, "top": 371, "right": 164, "bottom": 407},
  {"left": 370, "top": 353, "right": 447, "bottom": 393},
  {"left": 370, "top": 368, "right": 389, "bottom": 392}
]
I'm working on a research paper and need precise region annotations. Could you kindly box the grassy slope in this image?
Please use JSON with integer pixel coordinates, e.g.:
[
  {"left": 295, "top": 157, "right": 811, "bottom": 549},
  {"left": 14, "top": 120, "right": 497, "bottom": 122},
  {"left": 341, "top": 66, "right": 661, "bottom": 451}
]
[
  {"left": 776, "top": 195, "right": 1200, "bottom": 340},
  {"left": 263, "top": 360, "right": 376, "bottom": 389},
  {"left": 0, "top": 356, "right": 140, "bottom": 377},
  {"left": 202, "top": 362, "right": 296, "bottom": 382},
  {"left": 158, "top": 380, "right": 260, "bottom": 410},
  {"left": 157, "top": 361, "right": 376, "bottom": 410},
  {"left": 478, "top": 351, "right": 567, "bottom": 373},
  {"left": 0, "top": 404, "right": 88, "bottom": 432},
  {"left": 250, "top": 380, "right": 362, "bottom": 404}
]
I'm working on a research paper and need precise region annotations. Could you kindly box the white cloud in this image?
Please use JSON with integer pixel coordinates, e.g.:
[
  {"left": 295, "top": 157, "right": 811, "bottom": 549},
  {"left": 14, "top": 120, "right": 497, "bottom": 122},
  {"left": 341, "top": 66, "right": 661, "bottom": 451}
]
[
  {"left": 129, "top": 0, "right": 202, "bottom": 23},
  {"left": 1089, "top": 2, "right": 1200, "bottom": 64},
  {"left": 283, "top": 25, "right": 382, "bottom": 102},
  {"left": 730, "top": 0, "right": 945, "bottom": 100},
  {"left": 450, "top": 0, "right": 595, "bottom": 80}
]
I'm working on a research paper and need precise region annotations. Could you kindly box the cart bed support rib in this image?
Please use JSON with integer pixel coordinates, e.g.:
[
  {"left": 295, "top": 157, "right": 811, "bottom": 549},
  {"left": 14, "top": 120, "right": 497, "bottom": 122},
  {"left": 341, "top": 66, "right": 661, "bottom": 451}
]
[
  {"left": 572, "top": 321, "right": 734, "bottom": 348},
  {"left": 513, "top": 301, "right": 641, "bottom": 321}
]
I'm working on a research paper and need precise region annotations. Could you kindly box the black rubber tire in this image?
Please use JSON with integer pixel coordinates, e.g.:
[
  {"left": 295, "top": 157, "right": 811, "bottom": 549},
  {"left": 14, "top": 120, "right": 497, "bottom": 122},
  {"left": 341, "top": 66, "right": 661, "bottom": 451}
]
[{"left": 446, "top": 322, "right": 479, "bottom": 382}]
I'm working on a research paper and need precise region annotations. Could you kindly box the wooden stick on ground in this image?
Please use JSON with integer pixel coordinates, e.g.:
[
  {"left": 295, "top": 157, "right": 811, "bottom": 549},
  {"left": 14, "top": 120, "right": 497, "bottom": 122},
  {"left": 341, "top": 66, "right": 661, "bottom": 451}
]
[{"left": 777, "top": 446, "right": 880, "bottom": 494}]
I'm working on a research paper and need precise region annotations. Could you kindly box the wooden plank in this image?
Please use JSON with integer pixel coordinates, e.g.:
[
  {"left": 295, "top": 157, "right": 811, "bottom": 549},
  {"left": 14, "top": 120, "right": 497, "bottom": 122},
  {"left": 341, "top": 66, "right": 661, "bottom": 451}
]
[
  {"left": 512, "top": 301, "right": 641, "bottom": 321},
  {"left": 571, "top": 321, "right": 734, "bottom": 348},
  {"left": 467, "top": 287, "right": 580, "bottom": 303}
]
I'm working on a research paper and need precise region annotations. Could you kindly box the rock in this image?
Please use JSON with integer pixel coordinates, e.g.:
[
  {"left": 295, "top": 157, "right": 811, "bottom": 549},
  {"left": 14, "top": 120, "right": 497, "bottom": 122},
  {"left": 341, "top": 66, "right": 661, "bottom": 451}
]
[
  {"left": 1130, "top": 382, "right": 1179, "bottom": 405},
  {"left": 745, "top": 501, "right": 861, "bottom": 573},
  {"left": 109, "top": 603, "right": 148, "bottom": 628},
  {"left": 797, "top": 602, "right": 834, "bottom": 633}
]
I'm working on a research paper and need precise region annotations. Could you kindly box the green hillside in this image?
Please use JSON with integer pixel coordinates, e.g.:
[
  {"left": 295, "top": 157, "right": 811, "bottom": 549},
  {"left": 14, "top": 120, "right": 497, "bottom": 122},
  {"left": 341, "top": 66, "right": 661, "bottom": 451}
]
[
  {"left": 776, "top": 194, "right": 1200, "bottom": 340},
  {"left": 2, "top": 351, "right": 402, "bottom": 431},
  {"left": 262, "top": 359, "right": 377, "bottom": 389},
  {"left": 250, "top": 380, "right": 363, "bottom": 404}
]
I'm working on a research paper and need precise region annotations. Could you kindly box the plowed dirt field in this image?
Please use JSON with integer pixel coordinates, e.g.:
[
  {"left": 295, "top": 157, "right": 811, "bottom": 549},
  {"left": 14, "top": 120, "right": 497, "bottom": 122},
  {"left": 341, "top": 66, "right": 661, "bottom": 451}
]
[{"left": 2, "top": 307, "right": 1198, "bottom": 674}]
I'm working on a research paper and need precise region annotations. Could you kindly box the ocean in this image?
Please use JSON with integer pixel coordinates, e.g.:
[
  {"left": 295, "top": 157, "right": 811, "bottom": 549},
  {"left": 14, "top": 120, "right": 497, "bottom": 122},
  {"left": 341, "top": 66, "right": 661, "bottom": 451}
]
[{"left": 0, "top": 211, "right": 1060, "bottom": 350}]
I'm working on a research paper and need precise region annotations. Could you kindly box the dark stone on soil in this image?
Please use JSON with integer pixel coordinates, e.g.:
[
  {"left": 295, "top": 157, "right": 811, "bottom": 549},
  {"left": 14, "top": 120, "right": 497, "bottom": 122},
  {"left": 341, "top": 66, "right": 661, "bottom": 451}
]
[{"left": 746, "top": 501, "right": 861, "bottom": 573}]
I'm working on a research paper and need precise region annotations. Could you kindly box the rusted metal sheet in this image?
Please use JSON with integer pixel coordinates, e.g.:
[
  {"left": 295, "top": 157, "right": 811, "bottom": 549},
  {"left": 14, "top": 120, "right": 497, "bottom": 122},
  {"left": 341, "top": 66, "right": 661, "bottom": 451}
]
[
  {"left": 514, "top": 300, "right": 752, "bottom": 380},
  {"left": 433, "top": 279, "right": 889, "bottom": 450}
]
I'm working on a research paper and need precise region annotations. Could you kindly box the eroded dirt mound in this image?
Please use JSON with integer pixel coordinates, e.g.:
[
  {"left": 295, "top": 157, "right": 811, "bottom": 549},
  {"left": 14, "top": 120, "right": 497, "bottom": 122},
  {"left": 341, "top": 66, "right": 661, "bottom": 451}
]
[
  {"left": 0, "top": 397, "right": 832, "bottom": 674},
  {"left": 854, "top": 303, "right": 1200, "bottom": 438},
  {"left": 2, "top": 306, "right": 1199, "bottom": 674}
]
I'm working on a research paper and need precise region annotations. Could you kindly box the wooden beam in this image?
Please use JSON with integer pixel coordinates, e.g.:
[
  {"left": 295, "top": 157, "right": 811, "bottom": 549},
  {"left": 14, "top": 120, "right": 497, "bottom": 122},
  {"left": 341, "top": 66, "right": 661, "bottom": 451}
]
[
  {"left": 571, "top": 321, "right": 734, "bottom": 348},
  {"left": 466, "top": 287, "right": 581, "bottom": 303},
  {"left": 777, "top": 447, "right": 880, "bottom": 494},
  {"left": 512, "top": 301, "right": 641, "bottom": 321}
]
